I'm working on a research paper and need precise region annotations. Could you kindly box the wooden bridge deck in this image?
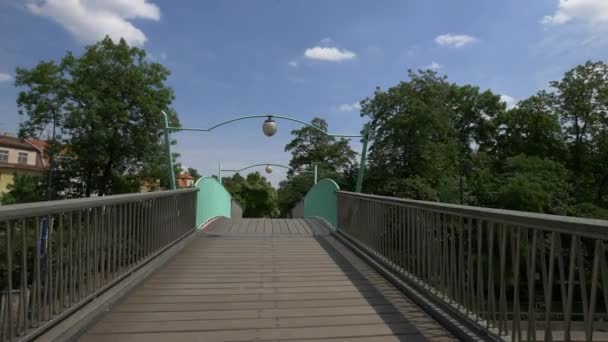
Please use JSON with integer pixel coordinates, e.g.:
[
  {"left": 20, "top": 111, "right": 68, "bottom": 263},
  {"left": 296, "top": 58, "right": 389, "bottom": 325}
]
[{"left": 79, "top": 218, "right": 456, "bottom": 342}]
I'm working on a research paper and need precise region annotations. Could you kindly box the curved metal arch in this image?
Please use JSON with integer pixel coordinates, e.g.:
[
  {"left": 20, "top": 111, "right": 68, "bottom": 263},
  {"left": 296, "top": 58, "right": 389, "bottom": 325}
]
[
  {"left": 166, "top": 114, "right": 363, "bottom": 138},
  {"left": 221, "top": 163, "right": 313, "bottom": 174},
  {"left": 161, "top": 110, "right": 367, "bottom": 192}
]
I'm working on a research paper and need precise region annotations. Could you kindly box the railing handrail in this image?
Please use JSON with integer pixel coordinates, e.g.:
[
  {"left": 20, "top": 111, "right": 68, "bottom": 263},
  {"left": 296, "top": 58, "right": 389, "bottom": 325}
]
[
  {"left": 0, "top": 188, "right": 198, "bottom": 221},
  {"left": 338, "top": 191, "right": 608, "bottom": 240}
]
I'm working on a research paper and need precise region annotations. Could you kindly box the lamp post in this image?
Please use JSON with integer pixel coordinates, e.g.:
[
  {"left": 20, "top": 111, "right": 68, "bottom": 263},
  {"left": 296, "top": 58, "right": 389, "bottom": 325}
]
[{"left": 162, "top": 113, "right": 367, "bottom": 192}]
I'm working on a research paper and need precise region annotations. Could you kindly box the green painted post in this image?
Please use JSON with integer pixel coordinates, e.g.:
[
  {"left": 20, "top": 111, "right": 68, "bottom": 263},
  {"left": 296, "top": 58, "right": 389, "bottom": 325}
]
[
  {"left": 195, "top": 177, "right": 232, "bottom": 228},
  {"left": 162, "top": 111, "right": 176, "bottom": 190},
  {"left": 355, "top": 125, "right": 369, "bottom": 193},
  {"left": 303, "top": 179, "right": 340, "bottom": 228},
  {"left": 314, "top": 164, "right": 318, "bottom": 184}
]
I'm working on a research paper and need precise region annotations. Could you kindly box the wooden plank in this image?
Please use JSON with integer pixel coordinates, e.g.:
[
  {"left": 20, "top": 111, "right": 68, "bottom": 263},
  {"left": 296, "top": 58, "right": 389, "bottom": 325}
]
[
  {"left": 89, "top": 313, "right": 411, "bottom": 334},
  {"left": 101, "top": 305, "right": 399, "bottom": 322},
  {"left": 113, "top": 297, "right": 394, "bottom": 312},
  {"left": 80, "top": 323, "right": 421, "bottom": 342},
  {"left": 122, "top": 291, "right": 392, "bottom": 304},
  {"left": 81, "top": 218, "right": 453, "bottom": 342}
]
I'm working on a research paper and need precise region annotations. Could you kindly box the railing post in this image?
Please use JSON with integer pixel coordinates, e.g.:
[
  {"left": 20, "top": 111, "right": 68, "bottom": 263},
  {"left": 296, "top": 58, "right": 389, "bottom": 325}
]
[
  {"left": 355, "top": 125, "right": 369, "bottom": 193},
  {"left": 162, "top": 110, "right": 176, "bottom": 190}
]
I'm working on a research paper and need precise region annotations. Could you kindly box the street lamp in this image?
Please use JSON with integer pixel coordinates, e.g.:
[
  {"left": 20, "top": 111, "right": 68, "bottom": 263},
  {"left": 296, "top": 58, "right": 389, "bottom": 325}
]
[
  {"left": 162, "top": 112, "right": 368, "bottom": 192},
  {"left": 262, "top": 116, "right": 277, "bottom": 137},
  {"left": 265, "top": 165, "right": 273, "bottom": 174}
]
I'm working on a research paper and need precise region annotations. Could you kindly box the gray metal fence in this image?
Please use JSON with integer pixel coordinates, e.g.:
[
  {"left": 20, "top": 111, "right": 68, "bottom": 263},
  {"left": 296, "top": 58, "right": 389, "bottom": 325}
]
[
  {"left": 231, "top": 199, "right": 243, "bottom": 219},
  {"left": 0, "top": 189, "right": 197, "bottom": 341},
  {"left": 337, "top": 191, "right": 608, "bottom": 342},
  {"left": 289, "top": 200, "right": 304, "bottom": 219}
]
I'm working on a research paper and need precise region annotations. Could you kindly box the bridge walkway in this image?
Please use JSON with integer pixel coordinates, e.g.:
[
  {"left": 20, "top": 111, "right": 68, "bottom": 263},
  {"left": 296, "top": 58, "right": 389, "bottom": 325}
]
[{"left": 79, "top": 218, "right": 456, "bottom": 342}]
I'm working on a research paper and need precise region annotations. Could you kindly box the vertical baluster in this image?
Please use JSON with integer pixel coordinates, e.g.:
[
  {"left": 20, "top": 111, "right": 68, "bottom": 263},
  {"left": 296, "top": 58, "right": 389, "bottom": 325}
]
[
  {"left": 526, "top": 230, "right": 538, "bottom": 342},
  {"left": 78, "top": 211, "right": 83, "bottom": 301},
  {"left": 57, "top": 213, "right": 64, "bottom": 313},
  {"left": 512, "top": 227, "right": 522, "bottom": 341},
  {"left": 34, "top": 218, "right": 41, "bottom": 328},
  {"left": 18, "top": 219, "right": 27, "bottom": 335},
  {"left": 476, "top": 220, "right": 484, "bottom": 322},
  {"left": 68, "top": 211, "right": 74, "bottom": 306},
  {"left": 543, "top": 232, "right": 557, "bottom": 342},
  {"left": 486, "top": 222, "right": 496, "bottom": 329},
  {"left": 564, "top": 235, "right": 578, "bottom": 342},
  {"left": 6, "top": 220, "right": 14, "bottom": 340},
  {"left": 498, "top": 225, "right": 508, "bottom": 336},
  {"left": 586, "top": 240, "right": 601, "bottom": 342}
]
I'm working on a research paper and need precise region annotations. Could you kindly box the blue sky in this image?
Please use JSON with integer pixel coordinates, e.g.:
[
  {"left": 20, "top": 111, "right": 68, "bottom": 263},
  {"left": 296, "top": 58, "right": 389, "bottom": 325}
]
[{"left": 1, "top": 0, "right": 608, "bottom": 185}]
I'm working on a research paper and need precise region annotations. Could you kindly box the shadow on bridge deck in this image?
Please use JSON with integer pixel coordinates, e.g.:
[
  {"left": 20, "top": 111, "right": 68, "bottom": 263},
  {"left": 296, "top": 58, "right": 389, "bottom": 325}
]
[{"left": 78, "top": 218, "right": 455, "bottom": 342}]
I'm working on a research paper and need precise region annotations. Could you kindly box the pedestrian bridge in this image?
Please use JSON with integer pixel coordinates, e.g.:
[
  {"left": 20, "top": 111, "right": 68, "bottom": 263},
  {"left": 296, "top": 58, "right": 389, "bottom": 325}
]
[{"left": 1, "top": 177, "right": 608, "bottom": 341}]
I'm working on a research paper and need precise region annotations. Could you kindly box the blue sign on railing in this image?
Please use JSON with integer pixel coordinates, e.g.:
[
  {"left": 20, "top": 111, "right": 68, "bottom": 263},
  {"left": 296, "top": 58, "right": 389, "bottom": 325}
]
[{"left": 38, "top": 217, "right": 52, "bottom": 257}]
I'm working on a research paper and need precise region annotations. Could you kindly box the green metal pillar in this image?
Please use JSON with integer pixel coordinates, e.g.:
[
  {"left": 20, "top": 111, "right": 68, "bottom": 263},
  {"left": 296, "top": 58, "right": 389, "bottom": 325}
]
[
  {"left": 314, "top": 164, "right": 318, "bottom": 184},
  {"left": 355, "top": 125, "right": 369, "bottom": 193},
  {"left": 162, "top": 111, "right": 176, "bottom": 190}
]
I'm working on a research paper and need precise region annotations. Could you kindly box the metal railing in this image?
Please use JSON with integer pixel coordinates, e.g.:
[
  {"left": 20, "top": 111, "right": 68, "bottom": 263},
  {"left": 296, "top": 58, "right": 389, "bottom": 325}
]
[
  {"left": 337, "top": 191, "right": 608, "bottom": 342},
  {"left": 0, "top": 189, "right": 197, "bottom": 341}
]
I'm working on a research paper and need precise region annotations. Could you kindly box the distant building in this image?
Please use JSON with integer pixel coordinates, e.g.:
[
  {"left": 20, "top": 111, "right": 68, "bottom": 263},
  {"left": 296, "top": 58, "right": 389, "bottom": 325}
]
[
  {"left": 176, "top": 172, "right": 194, "bottom": 188},
  {"left": 0, "top": 133, "right": 47, "bottom": 195}
]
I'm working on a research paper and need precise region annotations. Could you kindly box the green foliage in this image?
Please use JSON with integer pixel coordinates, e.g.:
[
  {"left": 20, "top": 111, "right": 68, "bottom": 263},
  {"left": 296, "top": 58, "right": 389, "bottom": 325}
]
[
  {"left": 495, "top": 155, "right": 570, "bottom": 214},
  {"left": 0, "top": 174, "right": 45, "bottom": 205},
  {"left": 187, "top": 167, "right": 202, "bottom": 182},
  {"left": 277, "top": 174, "right": 314, "bottom": 217},
  {"left": 15, "top": 36, "right": 178, "bottom": 197},
  {"left": 285, "top": 117, "right": 356, "bottom": 174},
  {"left": 354, "top": 62, "right": 608, "bottom": 219},
  {"left": 360, "top": 69, "right": 502, "bottom": 200},
  {"left": 223, "top": 172, "right": 278, "bottom": 218},
  {"left": 277, "top": 117, "right": 357, "bottom": 216}
]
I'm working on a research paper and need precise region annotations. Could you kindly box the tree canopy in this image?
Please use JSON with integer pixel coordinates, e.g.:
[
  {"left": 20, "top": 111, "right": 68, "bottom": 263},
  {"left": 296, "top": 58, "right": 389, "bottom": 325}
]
[
  {"left": 357, "top": 62, "right": 608, "bottom": 218},
  {"left": 15, "top": 36, "right": 179, "bottom": 198}
]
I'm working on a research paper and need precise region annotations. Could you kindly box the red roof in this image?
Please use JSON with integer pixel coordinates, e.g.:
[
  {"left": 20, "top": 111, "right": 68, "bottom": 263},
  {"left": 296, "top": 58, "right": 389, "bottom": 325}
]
[
  {"left": 177, "top": 173, "right": 193, "bottom": 180},
  {"left": 28, "top": 139, "right": 48, "bottom": 151},
  {"left": 0, "top": 135, "right": 39, "bottom": 151}
]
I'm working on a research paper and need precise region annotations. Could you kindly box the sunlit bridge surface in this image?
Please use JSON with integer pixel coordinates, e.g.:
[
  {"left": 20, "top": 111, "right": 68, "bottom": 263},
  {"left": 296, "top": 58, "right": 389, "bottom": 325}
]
[{"left": 80, "top": 218, "right": 455, "bottom": 342}]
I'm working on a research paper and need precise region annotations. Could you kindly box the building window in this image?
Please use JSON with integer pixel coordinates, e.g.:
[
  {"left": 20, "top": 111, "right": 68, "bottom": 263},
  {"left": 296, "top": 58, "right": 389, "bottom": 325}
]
[
  {"left": 0, "top": 150, "right": 7, "bottom": 162},
  {"left": 17, "top": 152, "right": 28, "bottom": 164}
]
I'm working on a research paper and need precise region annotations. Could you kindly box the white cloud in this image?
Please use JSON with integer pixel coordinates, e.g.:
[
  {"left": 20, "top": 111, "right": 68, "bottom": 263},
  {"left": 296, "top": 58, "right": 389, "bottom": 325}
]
[
  {"left": 500, "top": 94, "right": 518, "bottom": 110},
  {"left": 0, "top": 73, "right": 12, "bottom": 82},
  {"left": 26, "top": 0, "right": 160, "bottom": 46},
  {"left": 287, "top": 60, "right": 298, "bottom": 67},
  {"left": 424, "top": 61, "right": 443, "bottom": 70},
  {"left": 542, "top": 0, "right": 608, "bottom": 29},
  {"left": 304, "top": 46, "right": 356, "bottom": 62},
  {"left": 338, "top": 102, "right": 362, "bottom": 112},
  {"left": 435, "top": 33, "right": 477, "bottom": 48}
]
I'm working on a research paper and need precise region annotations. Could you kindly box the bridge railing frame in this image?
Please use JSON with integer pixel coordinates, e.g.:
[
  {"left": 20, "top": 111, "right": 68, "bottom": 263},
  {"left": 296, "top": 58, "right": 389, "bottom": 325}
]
[
  {"left": 336, "top": 191, "right": 608, "bottom": 342},
  {"left": 0, "top": 189, "right": 197, "bottom": 341}
]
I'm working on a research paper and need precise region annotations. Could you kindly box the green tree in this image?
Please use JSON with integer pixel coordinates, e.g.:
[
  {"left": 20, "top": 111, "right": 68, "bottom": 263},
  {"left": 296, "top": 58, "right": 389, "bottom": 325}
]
[
  {"left": 552, "top": 61, "right": 608, "bottom": 202},
  {"left": 223, "top": 172, "right": 277, "bottom": 218},
  {"left": 15, "top": 36, "right": 179, "bottom": 197},
  {"left": 491, "top": 91, "right": 565, "bottom": 162},
  {"left": 285, "top": 117, "right": 357, "bottom": 180},
  {"left": 277, "top": 117, "right": 357, "bottom": 216},
  {"left": 360, "top": 70, "right": 503, "bottom": 202},
  {"left": 494, "top": 155, "right": 571, "bottom": 214},
  {"left": 187, "top": 167, "right": 202, "bottom": 182},
  {"left": 0, "top": 174, "right": 44, "bottom": 205},
  {"left": 277, "top": 173, "right": 315, "bottom": 217}
]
